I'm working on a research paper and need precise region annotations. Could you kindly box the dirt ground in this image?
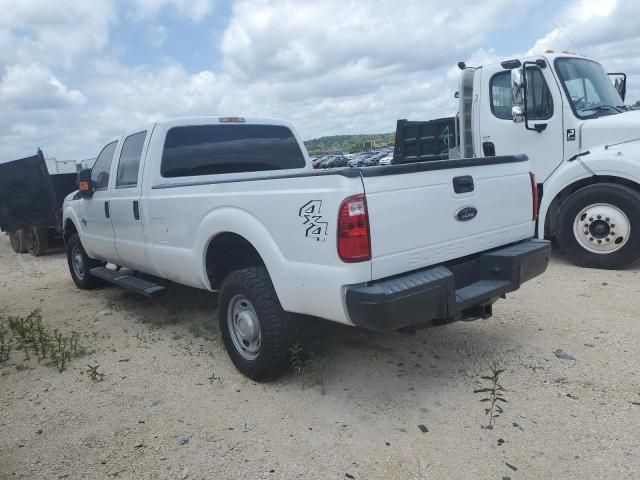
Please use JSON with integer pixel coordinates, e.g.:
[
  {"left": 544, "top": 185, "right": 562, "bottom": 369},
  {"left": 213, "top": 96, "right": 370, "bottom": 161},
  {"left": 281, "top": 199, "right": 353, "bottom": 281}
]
[{"left": 0, "top": 237, "right": 639, "bottom": 480}]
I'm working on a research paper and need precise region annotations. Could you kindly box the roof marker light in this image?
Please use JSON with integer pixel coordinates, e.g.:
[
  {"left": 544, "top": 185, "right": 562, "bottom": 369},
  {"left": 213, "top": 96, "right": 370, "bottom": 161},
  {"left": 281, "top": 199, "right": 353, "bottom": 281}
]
[{"left": 219, "top": 117, "right": 246, "bottom": 123}]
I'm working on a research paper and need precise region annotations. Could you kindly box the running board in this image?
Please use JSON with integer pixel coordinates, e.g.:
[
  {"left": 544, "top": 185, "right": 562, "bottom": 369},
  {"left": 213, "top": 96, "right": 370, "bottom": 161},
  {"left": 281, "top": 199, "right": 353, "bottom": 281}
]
[{"left": 90, "top": 267, "right": 166, "bottom": 298}]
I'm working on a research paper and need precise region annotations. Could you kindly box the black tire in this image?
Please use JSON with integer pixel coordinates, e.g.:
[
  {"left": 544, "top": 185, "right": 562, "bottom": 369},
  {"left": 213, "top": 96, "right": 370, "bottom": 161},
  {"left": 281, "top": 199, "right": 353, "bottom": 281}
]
[
  {"left": 66, "top": 233, "right": 104, "bottom": 289},
  {"left": 9, "top": 230, "right": 27, "bottom": 253},
  {"left": 556, "top": 183, "right": 640, "bottom": 269},
  {"left": 218, "top": 267, "right": 294, "bottom": 381},
  {"left": 23, "top": 226, "right": 48, "bottom": 256}
]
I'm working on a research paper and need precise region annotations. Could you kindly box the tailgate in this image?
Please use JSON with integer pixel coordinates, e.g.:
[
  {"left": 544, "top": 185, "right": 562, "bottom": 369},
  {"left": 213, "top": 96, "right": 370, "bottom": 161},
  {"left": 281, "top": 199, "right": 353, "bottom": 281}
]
[{"left": 362, "top": 155, "right": 535, "bottom": 280}]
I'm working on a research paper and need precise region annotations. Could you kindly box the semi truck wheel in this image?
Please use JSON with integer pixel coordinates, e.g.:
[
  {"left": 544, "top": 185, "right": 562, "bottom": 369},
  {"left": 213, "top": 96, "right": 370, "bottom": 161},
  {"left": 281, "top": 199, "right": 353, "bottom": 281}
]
[
  {"left": 218, "top": 266, "right": 294, "bottom": 381},
  {"left": 23, "top": 226, "right": 48, "bottom": 256},
  {"left": 9, "top": 230, "right": 27, "bottom": 253},
  {"left": 66, "top": 233, "right": 104, "bottom": 289},
  {"left": 556, "top": 183, "right": 640, "bottom": 269}
]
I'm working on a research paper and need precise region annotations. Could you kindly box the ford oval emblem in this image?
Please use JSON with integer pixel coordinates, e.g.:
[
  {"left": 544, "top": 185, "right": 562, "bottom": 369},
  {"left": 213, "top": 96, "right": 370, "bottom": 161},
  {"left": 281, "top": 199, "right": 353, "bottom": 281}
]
[{"left": 455, "top": 206, "right": 478, "bottom": 222}]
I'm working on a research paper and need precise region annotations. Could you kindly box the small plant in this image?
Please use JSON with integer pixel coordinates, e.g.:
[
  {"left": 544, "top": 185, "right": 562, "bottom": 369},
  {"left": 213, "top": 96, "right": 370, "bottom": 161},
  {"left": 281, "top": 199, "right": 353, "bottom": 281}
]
[
  {"left": 289, "top": 341, "right": 305, "bottom": 374},
  {"left": 289, "top": 341, "right": 328, "bottom": 394},
  {"left": 86, "top": 364, "right": 104, "bottom": 382},
  {"left": 474, "top": 362, "right": 508, "bottom": 429},
  {"left": 50, "top": 329, "right": 73, "bottom": 372},
  {"left": 35, "top": 322, "right": 51, "bottom": 361},
  {"left": 208, "top": 371, "right": 222, "bottom": 385},
  {"left": 8, "top": 309, "right": 42, "bottom": 360},
  {"left": 0, "top": 322, "right": 11, "bottom": 362},
  {"left": 1, "top": 310, "right": 86, "bottom": 372}
]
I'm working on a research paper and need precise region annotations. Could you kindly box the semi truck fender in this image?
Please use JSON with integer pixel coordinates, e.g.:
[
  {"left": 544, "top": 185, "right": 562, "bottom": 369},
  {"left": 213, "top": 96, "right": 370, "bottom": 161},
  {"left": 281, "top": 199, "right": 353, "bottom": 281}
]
[{"left": 538, "top": 151, "right": 640, "bottom": 239}]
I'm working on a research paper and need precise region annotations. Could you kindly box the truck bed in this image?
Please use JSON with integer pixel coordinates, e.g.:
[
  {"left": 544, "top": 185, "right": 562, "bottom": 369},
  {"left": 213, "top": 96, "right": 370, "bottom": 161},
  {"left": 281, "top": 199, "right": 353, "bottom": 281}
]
[{"left": 0, "top": 151, "right": 76, "bottom": 233}]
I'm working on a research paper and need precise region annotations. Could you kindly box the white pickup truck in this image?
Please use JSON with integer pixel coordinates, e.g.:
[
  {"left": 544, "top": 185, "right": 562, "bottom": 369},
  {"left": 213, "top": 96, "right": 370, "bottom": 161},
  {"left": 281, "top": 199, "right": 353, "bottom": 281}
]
[{"left": 62, "top": 116, "right": 550, "bottom": 380}]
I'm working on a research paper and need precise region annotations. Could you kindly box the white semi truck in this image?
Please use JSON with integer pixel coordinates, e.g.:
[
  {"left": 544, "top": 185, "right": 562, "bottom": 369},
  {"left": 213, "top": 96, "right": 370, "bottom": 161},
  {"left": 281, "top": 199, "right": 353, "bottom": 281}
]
[{"left": 395, "top": 52, "right": 640, "bottom": 269}]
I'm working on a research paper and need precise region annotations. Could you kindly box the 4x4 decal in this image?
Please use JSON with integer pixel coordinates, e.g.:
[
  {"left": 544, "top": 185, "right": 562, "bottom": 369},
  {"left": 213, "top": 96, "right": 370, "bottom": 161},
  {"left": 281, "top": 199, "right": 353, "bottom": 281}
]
[{"left": 299, "top": 200, "right": 328, "bottom": 241}]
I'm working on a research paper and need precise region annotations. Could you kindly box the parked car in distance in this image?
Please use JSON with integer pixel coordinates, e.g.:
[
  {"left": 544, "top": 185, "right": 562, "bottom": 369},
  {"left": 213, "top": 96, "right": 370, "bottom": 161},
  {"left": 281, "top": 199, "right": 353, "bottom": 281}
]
[
  {"left": 331, "top": 155, "right": 349, "bottom": 168},
  {"left": 62, "top": 115, "right": 550, "bottom": 381},
  {"left": 378, "top": 154, "right": 393, "bottom": 166}
]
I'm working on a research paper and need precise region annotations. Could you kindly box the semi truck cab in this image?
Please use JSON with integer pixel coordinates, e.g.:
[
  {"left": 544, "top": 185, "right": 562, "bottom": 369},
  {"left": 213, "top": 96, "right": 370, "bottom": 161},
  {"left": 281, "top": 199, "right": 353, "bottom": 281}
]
[{"left": 403, "top": 52, "right": 640, "bottom": 269}]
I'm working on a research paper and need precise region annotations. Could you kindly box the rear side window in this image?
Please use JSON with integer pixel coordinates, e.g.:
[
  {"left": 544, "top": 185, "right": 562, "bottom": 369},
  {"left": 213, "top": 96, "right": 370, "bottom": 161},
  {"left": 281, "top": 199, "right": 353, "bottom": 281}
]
[
  {"left": 91, "top": 141, "right": 118, "bottom": 190},
  {"left": 161, "top": 124, "right": 305, "bottom": 178},
  {"left": 116, "top": 131, "right": 146, "bottom": 187},
  {"left": 490, "top": 68, "right": 553, "bottom": 120}
]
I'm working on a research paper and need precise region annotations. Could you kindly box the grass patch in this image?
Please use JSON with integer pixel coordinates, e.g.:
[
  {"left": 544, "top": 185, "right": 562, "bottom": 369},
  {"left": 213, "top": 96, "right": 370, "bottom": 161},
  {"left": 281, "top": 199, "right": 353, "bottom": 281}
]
[{"left": 2, "top": 309, "right": 87, "bottom": 372}]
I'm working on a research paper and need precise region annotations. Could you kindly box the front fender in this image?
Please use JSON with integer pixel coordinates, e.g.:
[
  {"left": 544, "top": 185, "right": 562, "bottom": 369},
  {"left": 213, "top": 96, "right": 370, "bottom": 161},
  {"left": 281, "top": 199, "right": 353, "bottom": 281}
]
[
  {"left": 62, "top": 204, "right": 82, "bottom": 240},
  {"left": 538, "top": 151, "right": 640, "bottom": 239}
]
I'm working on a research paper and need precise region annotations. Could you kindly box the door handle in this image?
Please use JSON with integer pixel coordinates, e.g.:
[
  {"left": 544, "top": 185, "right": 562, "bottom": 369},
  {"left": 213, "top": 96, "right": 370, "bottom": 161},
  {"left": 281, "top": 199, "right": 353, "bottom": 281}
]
[
  {"left": 104, "top": 201, "right": 110, "bottom": 218},
  {"left": 133, "top": 200, "right": 140, "bottom": 220},
  {"left": 453, "top": 175, "right": 474, "bottom": 194}
]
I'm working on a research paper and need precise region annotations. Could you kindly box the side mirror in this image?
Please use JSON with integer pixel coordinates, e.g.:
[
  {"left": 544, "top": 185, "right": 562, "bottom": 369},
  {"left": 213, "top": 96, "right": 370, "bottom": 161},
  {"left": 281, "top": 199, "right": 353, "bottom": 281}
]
[
  {"left": 511, "top": 67, "right": 526, "bottom": 123},
  {"left": 77, "top": 168, "right": 93, "bottom": 198},
  {"left": 608, "top": 72, "right": 627, "bottom": 102}
]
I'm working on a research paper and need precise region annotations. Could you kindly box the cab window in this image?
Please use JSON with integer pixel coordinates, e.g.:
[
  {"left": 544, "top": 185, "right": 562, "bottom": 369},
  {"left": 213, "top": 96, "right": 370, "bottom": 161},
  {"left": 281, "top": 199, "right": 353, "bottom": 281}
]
[
  {"left": 160, "top": 124, "right": 305, "bottom": 178},
  {"left": 116, "top": 131, "right": 147, "bottom": 187},
  {"left": 490, "top": 68, "right": 553, "bottom": 120},
  {"left": 91, "top": 141, "right": 118, "bottom": 190}
]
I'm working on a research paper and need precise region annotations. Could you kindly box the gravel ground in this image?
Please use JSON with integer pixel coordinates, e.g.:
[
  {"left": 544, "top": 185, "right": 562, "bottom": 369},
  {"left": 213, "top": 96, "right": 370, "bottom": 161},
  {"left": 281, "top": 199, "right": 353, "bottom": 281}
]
[{"left": 1, "top": 236, "right": 639, "bottom": 480}]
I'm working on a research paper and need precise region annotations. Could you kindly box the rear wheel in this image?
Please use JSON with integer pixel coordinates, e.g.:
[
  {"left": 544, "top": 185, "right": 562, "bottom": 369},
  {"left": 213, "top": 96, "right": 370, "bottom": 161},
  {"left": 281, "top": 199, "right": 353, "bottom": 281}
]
[
  {"left": 218, "top": 267, "right": 294, "bottom": 381},
  {"left": 556, "top": 183, "right": 640, "bottom": 269},
  {"left": 9, "top": 230, "right": 27, "bottom": 253},
  {"left": 66, "top": 233, "right": 104, "bottom": 289},
  {"left": 23, "top": 226, "right": 48, "bottom": 256}
]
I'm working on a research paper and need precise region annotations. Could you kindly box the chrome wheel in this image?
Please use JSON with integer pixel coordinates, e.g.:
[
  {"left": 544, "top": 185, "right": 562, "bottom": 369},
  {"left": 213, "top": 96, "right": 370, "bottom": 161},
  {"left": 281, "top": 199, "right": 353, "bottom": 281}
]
[
  {"left": 573, "top": 203, "right": 630, "bottom": 254},
  {"left": 227, "top": 294, "right": 261, "bottom": 360},
  {"left": 71, "top": 246, "right": 85, "bottom": 280}
]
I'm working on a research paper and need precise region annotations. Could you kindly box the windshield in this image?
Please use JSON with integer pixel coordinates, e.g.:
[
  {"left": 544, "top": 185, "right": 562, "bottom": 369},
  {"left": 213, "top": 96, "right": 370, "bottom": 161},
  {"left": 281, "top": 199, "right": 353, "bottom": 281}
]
[{"left": 555, "top": 57, "right": 624, "bottom": 119}]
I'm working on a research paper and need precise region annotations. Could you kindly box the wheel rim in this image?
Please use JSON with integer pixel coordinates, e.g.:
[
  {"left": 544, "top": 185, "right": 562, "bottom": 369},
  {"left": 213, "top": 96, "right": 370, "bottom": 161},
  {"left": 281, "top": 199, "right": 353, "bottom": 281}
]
[
  {"left": 227, "top": 294, "right": 261, "bottom": 361},
  {"left": 23, "top": 229, "right": 36, "bottom": 253},
  {"left": 573, "top": 203, "right": 630, "bottom": 254},
  {"left": 71, "top": 246, "right": 85, "bottom": 279}
]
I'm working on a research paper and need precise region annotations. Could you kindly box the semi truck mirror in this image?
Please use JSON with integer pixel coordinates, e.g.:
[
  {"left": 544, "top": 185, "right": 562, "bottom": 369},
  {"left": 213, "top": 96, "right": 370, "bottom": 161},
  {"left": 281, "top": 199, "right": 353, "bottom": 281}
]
[
  {"left": 511, "top": 68, "right": 526, "bottom": 124},
  {"left": 608, "top": 72, "right": 627, "bottom": 102},
  {"left": 77, "top": 168, "right": 93, "bottom": 198}
]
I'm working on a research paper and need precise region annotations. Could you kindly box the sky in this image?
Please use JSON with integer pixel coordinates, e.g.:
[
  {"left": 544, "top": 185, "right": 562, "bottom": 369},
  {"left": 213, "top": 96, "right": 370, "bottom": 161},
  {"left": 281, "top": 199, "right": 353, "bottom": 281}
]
[{"left": 0, "top": 0, "right": 637, "bottom": 161}]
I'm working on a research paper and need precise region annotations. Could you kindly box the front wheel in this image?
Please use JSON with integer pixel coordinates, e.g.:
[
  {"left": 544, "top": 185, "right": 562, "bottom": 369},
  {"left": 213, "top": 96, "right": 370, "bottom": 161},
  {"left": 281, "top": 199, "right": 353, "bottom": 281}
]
[
  {"left": 66, "top": 233, "right": 104, "bottom": 289},
  {"left": 556, "top": 183, "right": 640, "bottom": 269},
  {"left": 218, "top": 267, "right": 294, "bottom": 381}
]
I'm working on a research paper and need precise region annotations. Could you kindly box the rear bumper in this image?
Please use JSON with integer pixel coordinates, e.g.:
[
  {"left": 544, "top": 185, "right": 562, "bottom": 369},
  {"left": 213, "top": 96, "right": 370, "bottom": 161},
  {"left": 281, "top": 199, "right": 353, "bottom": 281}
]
[{"left": 345, "top": 239, "right": 551, "bottom": 332}]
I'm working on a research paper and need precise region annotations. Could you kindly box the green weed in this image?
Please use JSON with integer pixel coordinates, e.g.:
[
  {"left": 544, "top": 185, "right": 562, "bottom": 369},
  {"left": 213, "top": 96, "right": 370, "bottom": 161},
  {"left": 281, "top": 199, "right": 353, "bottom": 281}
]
[
  {"left": 289, "top": 341, "right": 328, "bottom": 394},
  {"left": 86, "top": 364, "right": 104, "bottom": 382},
  {"left": 0, "top": 322, "right": 10, "bottom": 362},
  {"left": 474, "top": 362, "right": 508, "bottom": 429}
]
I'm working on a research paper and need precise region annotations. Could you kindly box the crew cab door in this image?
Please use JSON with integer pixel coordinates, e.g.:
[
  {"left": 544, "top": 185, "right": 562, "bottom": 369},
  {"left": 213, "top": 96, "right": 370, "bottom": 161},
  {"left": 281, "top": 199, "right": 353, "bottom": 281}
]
[
  {"left": 109, "top": 130, "right": 151, "bottom": 272},
  {"left": 80, "top": 141, "right": 119, "bottom": 262},
  {"left": 478, "top": 63, "right": 564, "bottom": 182}
]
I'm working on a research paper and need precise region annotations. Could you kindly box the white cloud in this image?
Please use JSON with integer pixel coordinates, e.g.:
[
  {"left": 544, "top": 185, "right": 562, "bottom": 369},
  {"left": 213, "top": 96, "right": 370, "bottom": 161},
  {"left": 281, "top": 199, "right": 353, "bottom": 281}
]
[
  {"left": 0, "top": 0, "right": 115, "bottom": 68},
  {"left": 2, "top": 0, "right": 640, "bottom": 163},
  {"left": 0, "top": 63, "right": 86, "bottom": 109},
  {"left": 531, "top": 0, "right": 640, "bottom": 102},
  {"left": 221, "top": 0, "right": 519, "bottom": 81},
  {"left": 129, "top": 0, "right": 214, "bottom": 22}
]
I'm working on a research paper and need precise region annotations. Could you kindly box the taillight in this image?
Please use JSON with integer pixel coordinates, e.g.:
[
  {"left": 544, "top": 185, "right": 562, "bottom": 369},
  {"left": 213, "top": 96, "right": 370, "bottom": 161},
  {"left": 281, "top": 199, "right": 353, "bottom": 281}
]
[
  {"left": 337, "top": 194, "right": 371, "bottom": 262},
  {"left": 530, "top": 172, "right": 539, "bottom": 221}
]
